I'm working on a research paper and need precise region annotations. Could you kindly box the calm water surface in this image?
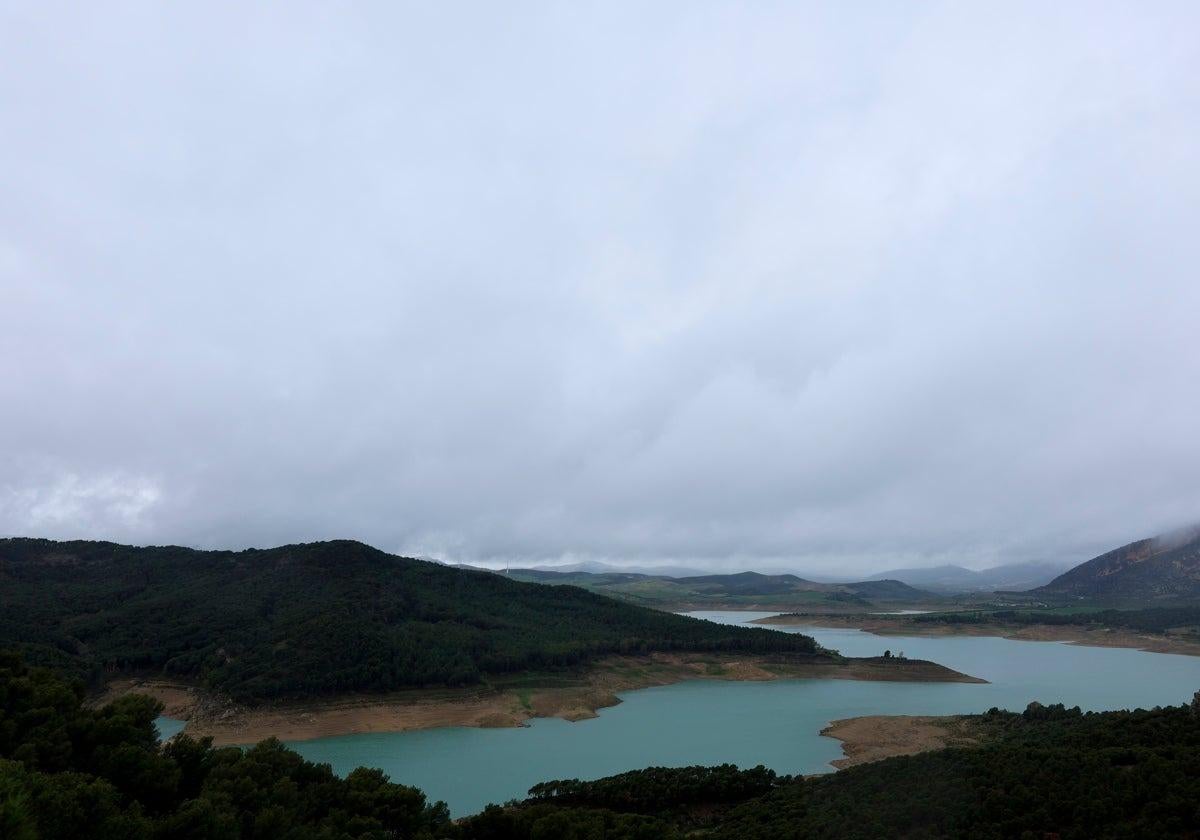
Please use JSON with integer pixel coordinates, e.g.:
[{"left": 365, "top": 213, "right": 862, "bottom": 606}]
[
  {"left": 161, "top": 611, "right": 1200, "bottom": 815},
  {"left": 155, "top": 716, "right": 187, "bottom": 741}
]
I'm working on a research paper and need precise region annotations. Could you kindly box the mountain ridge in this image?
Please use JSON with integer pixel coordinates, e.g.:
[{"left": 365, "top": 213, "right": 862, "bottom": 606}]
[
  {"left": 862, "top": 560, "right": 1071, "bottom": 593},
  {"left": 504, "top": 567, "right": 933, "bottom": 609},
  {"left": 1035, "top": 527, "right": 1200, "bottom": 600}
]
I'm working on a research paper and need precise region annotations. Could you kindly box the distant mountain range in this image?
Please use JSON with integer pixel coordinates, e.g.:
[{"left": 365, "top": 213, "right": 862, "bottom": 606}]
[
  {"left": 862, "top": 561, "right": 1072, "bottom": 594},
  {"left": 494, "top": 560, "right": 1071, "bottom": 597},
  {"left": 1035, "top": 527, "right": 1200, "bottom": 601},
  {"left": 455, "top": 525, "right": 1200, "bottom": 604},
  {"left": 455, "top": 559, "right": 1076, "bottom": 600},
  {"left": 446, "top": 560, "right": 713, "bottom": 577},
  {"left": 504, "top": 568, "right": 932, "bottom": 610},
  {"left": 527, "top": 560, "right": 713, "bottom": 578}
]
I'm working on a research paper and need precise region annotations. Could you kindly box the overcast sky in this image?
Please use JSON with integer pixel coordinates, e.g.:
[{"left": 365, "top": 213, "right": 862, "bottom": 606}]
[{"left": 2, "top": 2, "right": 1198, "bottom": 574}]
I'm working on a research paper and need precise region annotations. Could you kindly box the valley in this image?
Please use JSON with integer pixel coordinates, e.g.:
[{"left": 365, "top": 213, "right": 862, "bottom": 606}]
[{"left": 7, "top": 529, "right": 1200, "bottom": 830}]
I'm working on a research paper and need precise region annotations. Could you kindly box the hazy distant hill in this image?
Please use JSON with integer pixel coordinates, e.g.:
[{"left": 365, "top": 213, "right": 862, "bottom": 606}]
[
  {"left": 1035, "top": 528, "right": 1200, "bottom": 600},
  {"left": 865, "top": 561, "right": 1070, "bottom": 593},
  {"left": 0, "top": 538, "right": 817, "bottom": 702},
  {"left": 529, "top": 560, "right": 712, "bottom": 577},
  {"left": 506, "top": 568, "right": 933, "bottom": 609},
  {"left": 449, "top": 560, "right": 715, "bottom": 577}
]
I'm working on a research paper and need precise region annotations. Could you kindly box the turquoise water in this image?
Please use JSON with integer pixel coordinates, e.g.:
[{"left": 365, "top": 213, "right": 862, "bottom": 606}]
[
  {"left": 155, "top": 715, "right": 187, "bottom": 741},
  {"left": 157, "top": 611, "right": 1200, "bottom": 816}
]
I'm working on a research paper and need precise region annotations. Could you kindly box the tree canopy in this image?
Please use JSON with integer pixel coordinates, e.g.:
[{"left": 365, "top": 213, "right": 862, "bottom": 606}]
[
  {"left": 0, "top": 538, "right": 817, "bottom": 702},
  {"left": 0, "top": 650, "right": 450, "bottom": 839}
]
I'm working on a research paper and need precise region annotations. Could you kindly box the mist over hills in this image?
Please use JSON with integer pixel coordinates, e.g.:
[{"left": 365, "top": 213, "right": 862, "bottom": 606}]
[
  {"left": 1036, "top": 527, "right": 1200, "bottom": 601},
  {"left": 500, "top": 559, "right": 1066, "bottom": 592},
  {"left": 860, "top": 561, "right": 1072, "bottom": 594},
  {"left": 504, "top": 567, "right": 932, "bottom": 610},
  {"left": 456, "top": 557, "right": 1079, "bottom": 599},
  {"left": 528, "top": 560, "right": 713, "bottom": 578},
  {"left": 460, "top": 529, "right": 1200, "bottom": 601}
]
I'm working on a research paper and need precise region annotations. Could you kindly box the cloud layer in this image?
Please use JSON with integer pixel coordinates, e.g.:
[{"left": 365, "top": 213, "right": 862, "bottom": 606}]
[{"left": 3, "top": 1, "right": 1198, "bottom": 573}]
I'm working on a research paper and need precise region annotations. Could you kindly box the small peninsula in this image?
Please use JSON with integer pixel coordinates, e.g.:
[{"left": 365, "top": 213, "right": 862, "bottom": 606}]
[
  {"left": 820, "top": 714, "right": 990, "bottom": 769},
  {"left": 98, "top": 651, "right": 982, "bottom": 744}
]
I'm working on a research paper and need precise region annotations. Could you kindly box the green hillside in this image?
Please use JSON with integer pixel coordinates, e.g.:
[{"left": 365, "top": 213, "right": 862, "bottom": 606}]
[
  {"left": 506, "top": 568, "right": 933, "bottom": 610},
  {"left": 0, "top": 538, "right": 818, "bottom": 703}
]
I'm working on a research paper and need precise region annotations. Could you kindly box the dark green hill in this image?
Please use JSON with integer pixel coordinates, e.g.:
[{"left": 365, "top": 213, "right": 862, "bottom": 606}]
[
  {"left": 505, "top": 567, "right": 934, "bottom": 610},
  {"left": 0, "top": 538, "right": 817, "bottom": 702},
  {"left": 842, "top": 578, "right": 928, "bottom": 600},
  {"left": 0, "top": 651, "right": 451, "bottom": 839},
  {"left": 1036, "top": 527, "right": 1200, "bottom": 601}
]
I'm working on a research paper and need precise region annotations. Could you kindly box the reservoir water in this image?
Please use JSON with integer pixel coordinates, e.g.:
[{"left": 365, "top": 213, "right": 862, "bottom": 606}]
[
  {"left": 155, "top": 715, "right": 187, "bottom": 742},
  {"left": 158, "top": 611, "right": 1200, "bottom": 815}
]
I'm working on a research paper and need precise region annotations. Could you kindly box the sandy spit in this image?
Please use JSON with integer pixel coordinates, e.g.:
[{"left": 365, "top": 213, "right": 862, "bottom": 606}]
[{"left": 819, "top": 714, "right": 986, "bottom": 769}]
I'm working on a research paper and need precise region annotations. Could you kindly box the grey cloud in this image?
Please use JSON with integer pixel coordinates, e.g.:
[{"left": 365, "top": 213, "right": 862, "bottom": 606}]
[{"left": 2, "top": 1, "right": 1199, "bottom": 574}]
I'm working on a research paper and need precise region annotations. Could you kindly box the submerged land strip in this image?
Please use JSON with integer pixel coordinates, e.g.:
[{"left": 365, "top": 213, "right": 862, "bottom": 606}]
[
  {"left": 751, "top": 613, "right": 1200, "bottom": 656},
  {"left": 96, "top": 651, "right": 983, "bottom": 745}
]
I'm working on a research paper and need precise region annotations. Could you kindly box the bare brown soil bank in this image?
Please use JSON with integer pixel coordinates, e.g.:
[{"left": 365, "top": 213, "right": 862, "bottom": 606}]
[
  {"left": 753, "top": 614, "right": 1200, "bottom": 657},
  {"left": 92, "top": 679, "right": 201, "bottom": 718},
  {"left": 820, "top": 714, "right": 988, "bottom": 769},
  {"left": 99, "top": 652, "right": 981, "bottom": 746}
]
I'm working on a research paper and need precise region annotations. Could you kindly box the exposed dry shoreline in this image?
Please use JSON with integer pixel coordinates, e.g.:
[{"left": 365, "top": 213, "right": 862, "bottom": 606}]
[
  {"left": 98, "top": 652, "right": 982, "bottom": 746},
  {"left": 820, "top": 714, "right": 987, "bottom": 769},
  {"left": 753, "top": 614, "right": 1200, "bottom": 657}
]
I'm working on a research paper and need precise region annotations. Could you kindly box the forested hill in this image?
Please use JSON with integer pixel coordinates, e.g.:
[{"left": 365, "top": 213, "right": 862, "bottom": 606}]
[
  {"left": 1036, "top": 527, "right": 1200, "bottom": 600},
  {"left": 0, "top": 538, "right": 818, "bottom": 702}
]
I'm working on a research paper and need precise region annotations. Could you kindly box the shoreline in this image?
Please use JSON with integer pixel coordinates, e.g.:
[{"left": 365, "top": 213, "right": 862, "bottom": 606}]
[
  {"left": 752, "top": 614, "right": 1200, "bottom": 657},
  {"left": 819, "top": 714, "right": 988, "bottom": 769},
  {"left": 99, "top": 652, "right": 983, "bottom": 745}
]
